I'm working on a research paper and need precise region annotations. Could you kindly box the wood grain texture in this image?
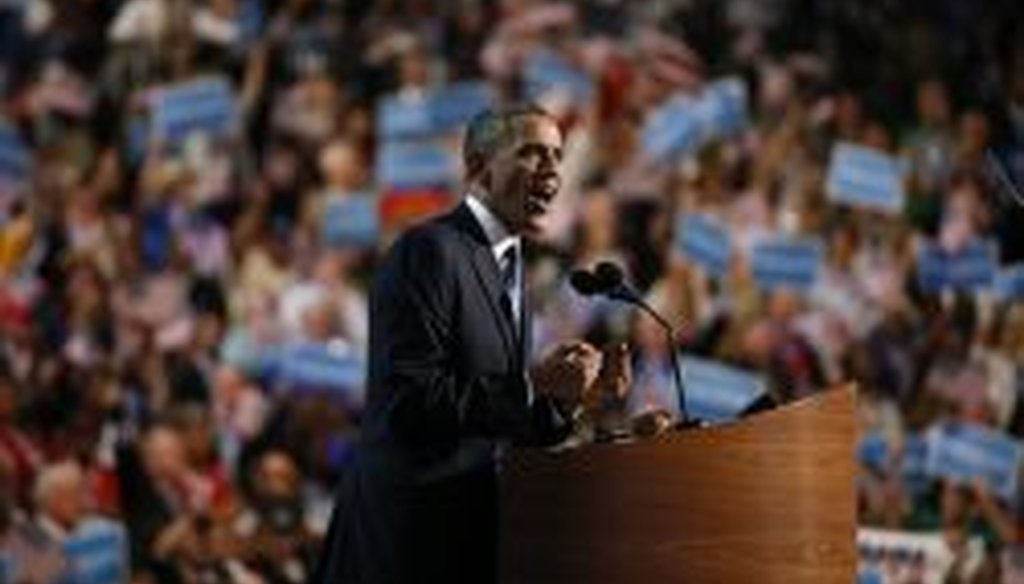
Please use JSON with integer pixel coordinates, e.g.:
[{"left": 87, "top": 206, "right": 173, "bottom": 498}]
[{"left": 499, "top": 386, "right": 857, "bottom": 584}]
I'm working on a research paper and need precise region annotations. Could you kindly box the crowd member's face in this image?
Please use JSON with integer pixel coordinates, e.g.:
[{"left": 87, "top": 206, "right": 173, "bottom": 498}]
[
  {"left": 478, "top": 115, "right": 563, "bottom": 238},
  {"left": 917, "top": 80, "right": 950, "bottom": 126},
  {"left": 257, "top": 451, "right": 300, "bottom": 499},
  {"left": 959, "top": 111, "right": 990, "bottom": 156},
  {"left": 144, "top": 427, "right": 188, "bottom": 481},
  {"left": 319, "top": 140, "right": 364, "bottom": 190},
  {"left": 43, "top": 470, "right": 85, "bottom": 528}
]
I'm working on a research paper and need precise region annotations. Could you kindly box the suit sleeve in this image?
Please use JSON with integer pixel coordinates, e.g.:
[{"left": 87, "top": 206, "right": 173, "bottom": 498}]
[{"left": 370, "top": 228, "right": 570, "bottom": 448}]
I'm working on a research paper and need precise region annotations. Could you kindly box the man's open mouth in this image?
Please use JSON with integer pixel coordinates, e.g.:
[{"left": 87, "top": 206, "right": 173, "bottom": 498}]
[{"left": 526, "top": 178, "right": 558, "bottom": 216}]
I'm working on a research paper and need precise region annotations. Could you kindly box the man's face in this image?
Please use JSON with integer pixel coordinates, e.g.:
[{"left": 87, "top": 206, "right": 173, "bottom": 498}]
[{"left": 478, "top": 115, "right": 563, "bottom": 238}]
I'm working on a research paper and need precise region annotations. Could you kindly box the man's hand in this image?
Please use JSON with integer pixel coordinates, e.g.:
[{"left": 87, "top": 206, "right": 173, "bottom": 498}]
[
  {"left": 580, "top": 342, "right": 632, "bottom": 412},
  {"left": 530, "top": 341, "right": 602, "bottom": 410}
]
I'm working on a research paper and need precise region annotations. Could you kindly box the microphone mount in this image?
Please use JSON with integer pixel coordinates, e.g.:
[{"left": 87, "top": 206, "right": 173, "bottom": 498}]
[{"left": 570, "top": 262, "right": 692, "bottom": 424}]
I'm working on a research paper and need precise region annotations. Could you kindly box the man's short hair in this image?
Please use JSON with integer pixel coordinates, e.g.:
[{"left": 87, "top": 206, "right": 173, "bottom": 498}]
[
  {"left": 33, "top": 461, "right": 83, "bottom": 507},
  {"left": 462, "top": 104, "right": 553, "bottom": 180}
]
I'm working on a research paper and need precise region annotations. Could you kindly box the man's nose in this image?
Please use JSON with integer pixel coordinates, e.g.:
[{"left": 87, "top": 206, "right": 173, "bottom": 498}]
[{"left": 538, "top": 149, "right": 558, "bottom": 171}]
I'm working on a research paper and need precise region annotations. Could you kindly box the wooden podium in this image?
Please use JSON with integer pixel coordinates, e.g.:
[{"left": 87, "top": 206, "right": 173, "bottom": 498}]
[{"left": 499, "top": 386, "right": 857, "bottom": 583}]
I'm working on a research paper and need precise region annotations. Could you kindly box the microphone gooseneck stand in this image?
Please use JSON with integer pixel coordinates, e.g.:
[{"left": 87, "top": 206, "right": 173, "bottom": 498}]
[{"left": 570, "top": 262, "right": 697, "bottom": 427}]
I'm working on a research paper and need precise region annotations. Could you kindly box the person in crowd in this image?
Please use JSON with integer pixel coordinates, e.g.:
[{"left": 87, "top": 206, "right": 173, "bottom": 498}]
[
  {"left": 0, "top": 458, "right": 68, "bottom": 584},
  {"left": 234, "top": 449, "right": 319, "bottom": 584}
]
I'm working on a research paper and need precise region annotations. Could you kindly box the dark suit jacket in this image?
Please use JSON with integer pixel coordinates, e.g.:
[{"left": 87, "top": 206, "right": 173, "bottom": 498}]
[{"left": 313, "top": 203, "right": 573, "bottom": 584}]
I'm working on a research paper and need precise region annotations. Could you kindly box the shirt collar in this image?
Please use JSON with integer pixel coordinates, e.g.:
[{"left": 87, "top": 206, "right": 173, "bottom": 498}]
[{"left": 465, "top": 195, "right": 520, "bottom": 261}]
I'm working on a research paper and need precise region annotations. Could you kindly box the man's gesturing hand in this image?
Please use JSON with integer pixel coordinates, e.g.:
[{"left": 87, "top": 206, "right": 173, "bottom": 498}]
[{"left": 530, "top": 341, "right": 602, "bottom": 410}]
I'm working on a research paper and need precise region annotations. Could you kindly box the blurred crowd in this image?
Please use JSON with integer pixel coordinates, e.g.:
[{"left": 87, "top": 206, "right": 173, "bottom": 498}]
[{"left": 1, "top": 0, "right": 1024, "bottom": 582}]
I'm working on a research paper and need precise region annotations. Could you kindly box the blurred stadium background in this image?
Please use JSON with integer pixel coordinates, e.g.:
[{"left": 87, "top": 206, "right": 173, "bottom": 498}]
[{"left": 1, "top": 0, "right": 1024, "bottom": 582}]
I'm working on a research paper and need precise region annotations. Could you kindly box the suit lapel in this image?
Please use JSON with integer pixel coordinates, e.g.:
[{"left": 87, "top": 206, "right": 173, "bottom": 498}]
[
  {"left": 444, "top": 204, "right": 519, "bottom": 361},
  {"left": 520, "top": 274, "right": 532, "bottom": 366}
]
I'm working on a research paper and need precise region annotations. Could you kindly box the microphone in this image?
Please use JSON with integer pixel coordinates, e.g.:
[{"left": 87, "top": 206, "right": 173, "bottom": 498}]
[
  {"left": 569, "top": 261, "right": 693, "bottom": 424},
  {"left": 569, "top": 262, "right": 639, "bottom": 302},
  {"left": 568, "top": 269, "right": 601, "bottom": 296}
]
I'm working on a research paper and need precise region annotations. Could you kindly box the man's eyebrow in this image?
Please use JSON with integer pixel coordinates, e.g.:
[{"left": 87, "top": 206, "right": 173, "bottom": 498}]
[{"left": 516, "top": 143, "right": 563, "bottom": 157}]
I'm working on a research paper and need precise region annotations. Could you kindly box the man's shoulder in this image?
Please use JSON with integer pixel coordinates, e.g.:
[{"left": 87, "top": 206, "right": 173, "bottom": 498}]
[
  {"left": 387, "top": 207, "right": 467, "bottom": 257},
  {"left": 377, "top": 208, "right": 470, "bottom": 279}
]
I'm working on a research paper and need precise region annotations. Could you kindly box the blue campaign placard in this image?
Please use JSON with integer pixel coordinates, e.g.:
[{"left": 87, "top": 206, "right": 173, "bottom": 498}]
[
  {"left": 916, "top": 240, "right": 998, "bottom": 293},
  {"left": 376, "top": 142, "right": 459, "bottom": 189},
  {"left": 151, "top": 77, "right": 237, "bottom": 144},
  {"left": 236, "top": 0, "right": 264, "bottom": 45},
  {"left": 640, "top": 94, "right": 701, "bottom": 163},
  {"left": 693, "top": 77, "right": 748, "bottom": 142},
  {"left": 902, "top": 434, "right": 932, "bottom": 494},
  {"left": 429, "top": 81, "right": 494, "bottom": 132},
  {"left": 64, "top": 519, "right": 129, "bottom": 584},
  {"left": 675, "top": 213, "right": 732, "bottom": 277},
  {"left": 995, "top": 263, "right": 1024, "bottom": 301},
  {"left": 377, "top": 81, "right": 494, "bottom": 140},
  {"left": 322, "top": 195, "right": 378, "bottom": 247},
  {"left": 377, "top": 94, "right": 434, "bottom": 141},
  {"left": 856, "top": 432, "right": 932, "bottom": 491},
  {"left": 750, "top": 236, "right": 824, "bottom": 292},
  {"left": 857, "top": 569, "right": 885, "bottom": 584},
  {"left": 678, "top": 356, "right": 766, "bottom": 423},
  {"left": 901, "top": 435, "right": 929, "bottom": 477},
  {"left": 926, "top": 422, "right": 1023, "bottom": 501},
  {"left": 274, "top": 343, "right": 366, "bottom": 400},
  {"left": 0, "top": 121, "right": 30, "bottom": 188},
  {"left": 826, "top": 143, "right": 907, "bottom": 214},
  {"left": 524, "top": 50, "right": 594, "bottom": 105},
  {"left": 641, "top": 77, "right": 748, "bottom": 163},
  {"left": 858, "top": 431, "right": 890, "bottom": 471}
]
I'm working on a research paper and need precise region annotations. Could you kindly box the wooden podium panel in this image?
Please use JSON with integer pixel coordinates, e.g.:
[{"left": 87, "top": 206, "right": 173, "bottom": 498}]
[{"left": 499, "top": 387, "right": 857, "bottom": 584}]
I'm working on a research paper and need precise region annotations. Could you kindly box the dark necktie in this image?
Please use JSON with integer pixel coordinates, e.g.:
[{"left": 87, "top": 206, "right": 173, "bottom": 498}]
[
  {"left": 500, "top": 244, "right": 519, "bottom": 325},
  {"left": 501, "top": 244, "right": 533, "bottom": 404}
]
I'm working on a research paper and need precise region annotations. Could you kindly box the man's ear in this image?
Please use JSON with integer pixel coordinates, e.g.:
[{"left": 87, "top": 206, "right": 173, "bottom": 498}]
[{"left": 467, "top": 154, "right": 490, "bottom": 189}]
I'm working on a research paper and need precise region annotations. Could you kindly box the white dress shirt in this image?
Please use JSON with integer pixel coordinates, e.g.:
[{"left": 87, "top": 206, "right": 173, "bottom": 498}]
[{"left": 465, "top": 195, "right": 522, "bottom": 324}]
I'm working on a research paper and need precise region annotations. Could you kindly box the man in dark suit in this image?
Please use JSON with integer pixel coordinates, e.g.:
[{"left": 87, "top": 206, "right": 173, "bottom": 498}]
[{"left": 313, "top": 104, "right": 621, "bottom": 583}]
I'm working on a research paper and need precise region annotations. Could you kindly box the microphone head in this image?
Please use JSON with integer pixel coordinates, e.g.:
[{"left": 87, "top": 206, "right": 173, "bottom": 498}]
[
  {"left": 594, "top": 261, "right": 625, "bottom": 289},
  {"left": 569, "top": 269, "right": 600, "bottom": 296}
]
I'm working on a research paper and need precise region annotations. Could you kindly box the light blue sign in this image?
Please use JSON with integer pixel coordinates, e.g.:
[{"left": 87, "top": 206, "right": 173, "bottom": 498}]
[
  {"left": 995, "top": 263, "right": 1024, "bottom": 301},
  {"left": 858, "top": 431, "right": 890, "bottom": 471},
  {"left": 857, "top": 432, "right": 932, "bottom": 493},
  {"left": 151, "top": 77, "right": 237, "bottom": 144},
  {"left": 0, "top": 121, "right": 29, "bottom": 189},
  {"left": 693, "top": 77, "right": 748, "bottom": 142},
  {"left": 640, "top": 94, "right": 700, "bottom": 163},
  {"left": 64, "top": 520, "right": 129, "bottom": 584},
  {"left": 676, "top": 213, "right": 732, "bottom": 277},
  {"left": 641, "top": 77, "right": 748, "bottom": 163},
  {"left": 428, "top": 81, "right": 494, "bottom": 133},
  {"left": 926, "top": 422, "right": 1023, "bottom": 501},
  {"left": 826, "top": 143, "right": 907, "bottom": 214},
  {"left": 750, "top": 236, "right": 824, "bottom": 291},
  {"left": 902, "top": 434, "right": 932, "bottom": 494},
  {"left": 323, "top": 195, "right": 378, "bottom": 247},
  {"left": 524, "top": 50, "right": 593, "bottom": 105},
  {"left": 679, "top": 356, "right": 766, "bottom": 423},
  {"left": 376, "top": 142, "right": 459, "bottom": 189},
  {"left": 377, "top": 81, "right": 494, "bottom": 140},
  {"left": 857, "top": 569, "right": 885, "bottom": 584},
  {"left": 917, "top": 240, "right": 998, "bottom": 293},
  {"left": 236, "top": 0, "right": 264, "bottom": 45},
  {"left": 272, "top": 343, "right": 366, "bottom": 405},
  {"left": 377, "top": 95, "right": 433, "bottom": 141}
]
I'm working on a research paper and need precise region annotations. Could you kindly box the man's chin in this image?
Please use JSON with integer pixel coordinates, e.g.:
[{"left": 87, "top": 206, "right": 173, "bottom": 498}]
[{"left": 521, "top": 214, "right": 548, "bottom": 239}]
